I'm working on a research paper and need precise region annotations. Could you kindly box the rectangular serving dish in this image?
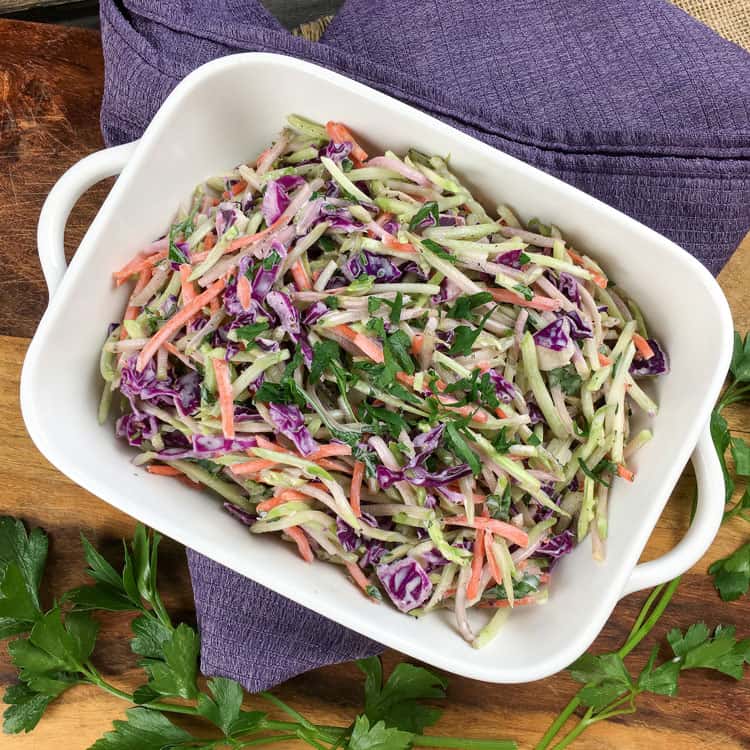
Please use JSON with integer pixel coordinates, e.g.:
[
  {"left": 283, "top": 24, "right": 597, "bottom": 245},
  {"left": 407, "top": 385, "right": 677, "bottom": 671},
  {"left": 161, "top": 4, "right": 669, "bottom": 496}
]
[{"left": 22, "top": 53, "right": 733, "bottom": 683}]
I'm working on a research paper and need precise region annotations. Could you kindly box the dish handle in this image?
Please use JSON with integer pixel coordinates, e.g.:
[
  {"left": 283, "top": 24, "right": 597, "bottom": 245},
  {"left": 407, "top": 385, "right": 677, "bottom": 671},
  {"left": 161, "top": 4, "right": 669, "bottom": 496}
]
[
  {"left": 37, "top": 141, "right": 139, "bottom": 298},
  {"left": 620, "top": 423, "right": 723, "bottom": 597}
]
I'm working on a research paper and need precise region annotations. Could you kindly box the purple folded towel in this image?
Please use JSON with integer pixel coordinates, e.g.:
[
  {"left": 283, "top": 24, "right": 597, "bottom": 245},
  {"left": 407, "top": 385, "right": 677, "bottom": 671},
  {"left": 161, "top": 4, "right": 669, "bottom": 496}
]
[{"left": 99, "top": 0, "right": 750, "bottom": 691}]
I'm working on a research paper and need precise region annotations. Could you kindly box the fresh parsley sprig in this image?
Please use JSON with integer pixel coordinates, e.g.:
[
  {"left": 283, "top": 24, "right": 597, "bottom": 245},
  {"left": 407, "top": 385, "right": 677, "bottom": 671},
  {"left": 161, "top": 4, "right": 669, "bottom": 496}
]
[
  {"left": 709, "top": 330, "right": 750, "bottom": 599},
  {"left": 0, "top": 517, "right": 517, "bottom": 750}
]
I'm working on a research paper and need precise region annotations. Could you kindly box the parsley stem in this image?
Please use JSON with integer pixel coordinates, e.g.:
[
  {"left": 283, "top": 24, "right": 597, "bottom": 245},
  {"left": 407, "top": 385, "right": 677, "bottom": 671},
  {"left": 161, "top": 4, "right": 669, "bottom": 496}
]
[
  {"left": 546, "top": 707, "right": 594, "bottom": 750},
  {"left": 411, "top": 737, "right": 517, "bottom": 749},
  {"left": 259, "top": 692, "right": 317, "bottom": 731},
  {"left": 533, "top": 698, "right": 581, "bottom": 750},
  {"left": 235, "top": 734, "right": 299, "bottom": 747},
  {"left": 621, "top": 583, "right": 666, "bottom": 650}
]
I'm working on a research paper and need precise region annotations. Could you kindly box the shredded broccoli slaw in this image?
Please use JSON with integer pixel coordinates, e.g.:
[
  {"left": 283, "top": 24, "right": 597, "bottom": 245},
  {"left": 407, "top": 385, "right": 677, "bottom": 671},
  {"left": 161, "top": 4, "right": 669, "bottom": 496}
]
[{"left": 100, "top": 115, "right": 669, "bottom": 648}]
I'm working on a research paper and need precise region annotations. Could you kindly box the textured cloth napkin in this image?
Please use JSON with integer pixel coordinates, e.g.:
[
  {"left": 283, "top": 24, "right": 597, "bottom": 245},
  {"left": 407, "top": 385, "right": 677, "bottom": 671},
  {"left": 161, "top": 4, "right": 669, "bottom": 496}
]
[{"left": 99, "top": 0, "right": 750, "bottom": 691}]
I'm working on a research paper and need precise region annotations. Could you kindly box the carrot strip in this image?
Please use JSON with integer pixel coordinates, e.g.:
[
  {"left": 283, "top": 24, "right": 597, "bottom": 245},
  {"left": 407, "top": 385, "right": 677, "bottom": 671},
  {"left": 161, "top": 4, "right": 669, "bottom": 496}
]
[
  {"left": 230, "top": 458, "right": 279, "bottom": 476},
  {"left": 495, "top": 407, "right": 507, "bottom": 419},
  {"left": 383, "top": 236, "right": 417, "bottom": 253},
  {"left": 163, "top": 342, "right": 192, "bottom": 369},
  {"left": 307, "top": 444, "right": 353, "bottom": 460},
  {"left": 147, "top": 465, "right": 181, "bottom": 476},
  {"left": 120, "top": 267, "right": 152, "bottom": 340},
  {"left": 213, "top": 358, "right": 235, "bottom": 440},
  {"left": 632, "top": 333, "right": 655, "bottom": 359},
  {"left": 136, "top": 279, "right": 226, "bottom": 371},
  {"left": 256, "top": 495, "right": 314, "bottom": 513},
  {"left": 411, "top": 334, "right": 424, "bottom": 356},
  {"left": 488, "top": 288, "right": 561, "bottom": 312},
  {"left": 231, "top": 180, "right": 248, "bottom": 196},
  {"left": 285, "top": 526, "right": 314, "bottom": 563},
  {"left": 345, "top": 562, "right": 372, "bottom": 593},
  {"left": 177, "top": 476, "right": 202, "bottom": 489},
  {"left": 350, "top": 461, "right": 364, "bottom": 518},
  {"left": 617, "top": 464, "right": 635, "bottom": 482},
  {"left": 566, "top": 249, "right": 608, "bottom": 288},
  {"left": 227, "top": 215, "right": 288, "bottom": 252},
  {"left": 467, "top": 528, "right": 485, "bottom": 599},
  {"left": 316, "top": 458, "right": 353, "bottom": 474},
  {"left": 445, "top": 516, "right": 529, "bottom": 548},
  {"left": 396, "top": 372, "right": 414, "bottom": 387},
  {"left": 204, "top": 233, "right": 216, "bottom": 251},
  {"left": 291, "top": 260, "right": 312, "bottom": 291},
  {"left": 334, "top": 325, "right": 384, "bottom": 363},
  {"left": 237, "top": 274, "right": 252, "bottom": 310},
  {"left": 113, "top": 250, "right": 167, "bottom": 284},
  {"left": 209, "top": 296, "right": 220, "bottom": 315},
  {"left": 484, "top": 532, "right": 503, "bottom": 586},
  {"left": 179, "top": 264, "right": 197, "bottom": 304},
  {"left": 326, "top": 121, "right": 368, "bottom": 164},
  {"left": 598, "top": 353, "right": 613, "bottom": 366}
]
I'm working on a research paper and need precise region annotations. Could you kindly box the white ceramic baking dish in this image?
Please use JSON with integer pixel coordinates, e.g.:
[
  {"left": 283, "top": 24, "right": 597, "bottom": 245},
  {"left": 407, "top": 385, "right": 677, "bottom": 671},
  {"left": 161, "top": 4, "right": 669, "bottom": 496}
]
[{"left": 23, "top": 53, "right": 733, "bottom": 683}]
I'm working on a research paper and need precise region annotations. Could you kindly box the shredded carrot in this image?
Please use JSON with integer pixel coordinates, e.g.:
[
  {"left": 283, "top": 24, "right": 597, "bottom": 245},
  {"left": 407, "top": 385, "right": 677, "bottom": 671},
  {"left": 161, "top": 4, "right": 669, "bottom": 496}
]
[
  {"left": 256, "top": 495, "right": 313, "bottom": 513},
  {"left": 312, "top": 270, "right": 321, "bottom": 283},
  {"left": 488, "top": 288, "right": 561, "bottom": 312},
  {"left": 290, "top": 260, "right": 312, "bottom": 291},
  {"left": 350, "top": 461, "right": 364, "bottom": 517},
  {"left": 632, "top": 333, "right": 655, "bottom": 359},
  {"left": 467, "top": 528, "right": 485, "bottom": 599},
  {"left": 179, "top": 264, "right": 197, "bottom": 304},
  {"left": 411, "top": 334, "right": 424, "bottom": 356},
  {"left": 163, "top": 342, "right": 192, "bottom": 369},
  {"left": 209, "top": 297, "right": 220, "bottom": 315},
  {"left": 316, "top": 458, "right": 353, "bottom": 474},
  {"left": 113, "top": 250, "right": 167, "bottom": 285},
  {"left": 617, "top": 464, "right": 635, "bottom": 482},
  {"left": 228, "top": 215, "right": 289, "bottom": 252},
  {"left": 446, "top": 516, "right": 529, "bottom": 548},
  {"left": 237, "top": 274, "right": 252, "bottom": 310},
  {"left": 566, "top": 249, "right": 608, "bottom": 288},
  {"left": 204, "top": 233, "right": 216, "bottom": 251},
  {"left": 212, "top": 358, "right": 235, "bottom": 440},
  {"left": 285, "top": 526, "right": 314, "bottom": 563},
  {"left": 177, "top": 476, "right": 202, "bottom": 489},
  {"left": 333, "top": 325, "right": 384, "bottom": 363},
  {"left": 325, "top": 121, "right": 368, "bottom": 164},
  {"left": 396, "top": 372, "right": 414, "bottom": 387},
  {"left": 274, "top": 487, "right": 314, "bottom": 503},
  {"left": 484, "top": 533, "right": 503, "bottom": 586},
  {"left": 598, "top": 353, "right": 613, "bottom": 366},
  {"left": 136, "top": 279, "right": 226, "bottom": 371},
  {"left": 222, "top": 190, "right": 230, "bottom": 200},
  {"left": 231, "top": 180, "right": 248, "bottom": 196},
  {"left": 255, "top": 148, "right": 271, "bottom": 168},
  {"left": 495, "top": 407, "right": 507, "bottom": 419},
  {"left": 230, "top": 458, "right": 278, "bottom": 476},
  {"left": 383, "top": 236, "right": 417, "bottom": 253},
  {"left": 146, "top": 465, "right": 181, "bottom": 476},
  {"left": 120, "top": 267, "right": 152, "bottom": 339},
  {"left": 345, "top": 561, "right": 372, "bottom": 593},
  {"left": 477, "top": 361, "right": 491, "bottom": 373},
  {"left": 307, "top": 444, "right": 353, "bottom": 460}
]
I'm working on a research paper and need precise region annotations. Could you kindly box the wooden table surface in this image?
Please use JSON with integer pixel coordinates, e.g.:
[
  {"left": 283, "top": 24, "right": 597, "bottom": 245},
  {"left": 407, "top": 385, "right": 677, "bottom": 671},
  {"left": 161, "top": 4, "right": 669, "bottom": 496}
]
[{"left": 1, "top": 17, "right": 749, "bottom": 750}]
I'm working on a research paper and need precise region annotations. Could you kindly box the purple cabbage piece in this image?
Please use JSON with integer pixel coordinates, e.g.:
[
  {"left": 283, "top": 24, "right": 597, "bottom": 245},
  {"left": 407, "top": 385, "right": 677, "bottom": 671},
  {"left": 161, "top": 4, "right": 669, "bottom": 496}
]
[
  {"left": 359, "top": 540, "right": 387, "bottom": 569},
  {"left": 120, "top": 357, "right": 200, "bottom": 415},
  {"left": 261, "top": 181, "right": 287, "bottom": 225},
  {"left": 251, "top": 241, "right": 286, "bottom": 301},
  {"left": 630, "top": 339, "right": 669, "bottom": 377},
  {"left": 398, "top": 261, "right": 429, "bottom": 282},
  {"left": 565, "top": 310, "right": 593, "bottom": 340},
  {"left": 382, "top": 218, "right": 399, "bottom": 235},
  {"left": 193, "top": 435, "right": 258, "bottom": 454},
  {"left": 162, "top": 430, "right": 191, "bottom": 450},
  {"left": 424, "top": 494, "right": 438, "bottom": 509},
  {"left": 486, "top": 370, "right": 516, "bottom": 402},
  {"left": 495, "top": 249, "right": 526, "bottom": 269},
  {"left": 536, "top": 529, "right": 575, "bottom": 561},
  {"left": 302, "top": 301, "right": 329, "bottom": 325},
  {"left": 376, "top": 463, "right": 472, "bottom": 490},
  {"left": 296, "top": 197, "right": 325, "bottom": 234},
  {"left": 438, "top": 214, "right": 463, "bottom": 227},
  {"left": 376, "top": 557, "right": 433, "bottom": 612},
  {"left": 268, "top": 403, "right": 319, "bottom": 456},
  {"left": 342, "top": 250, "right": 402, "bottom": 283},
  {"left": 436, "top": 485, "right": 464, "bottom": 505},
  {"left": 160, "top": 294, "right": 178, "bottom": 318},
  {"left": 115, "top": 413, "right": 158, "bottom": 447},
  {"left": 255, "top": 337, "right": 280, "bottom": 352},
  {"left": 321, "top": 140, "right": 352, "bottom": 162},
  {"left": 412, "top": 424, "right": 445, "bottom": 463},
  {"left": 266, "top": 290, "right": 301, "bottom": 338},
  {"left": 557, "top": 272, "right": 580, "bottom": 304},
  {"left": 533, "top": 318, "right": 571, "bottom": 351},
  {"left": 224, "top": 503, "right": 256, "bottom": 526},
  {"left": 215, "top": 202, "right": 242, "bottom": 237},
  {"left": 276, "top": 174, "right": 306, "bottom": 191},
  {"left": 234, "top": 405, "right": 262, "bottom": 422},
  {"left": 567, "top": 476, "right": 580, "bottom": 493},
  {"left": 336, "top": 517, "right": 360, "bottom": 552},
  {"left": 527, "top": 401, "right": 543, "bottom": 425}
]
